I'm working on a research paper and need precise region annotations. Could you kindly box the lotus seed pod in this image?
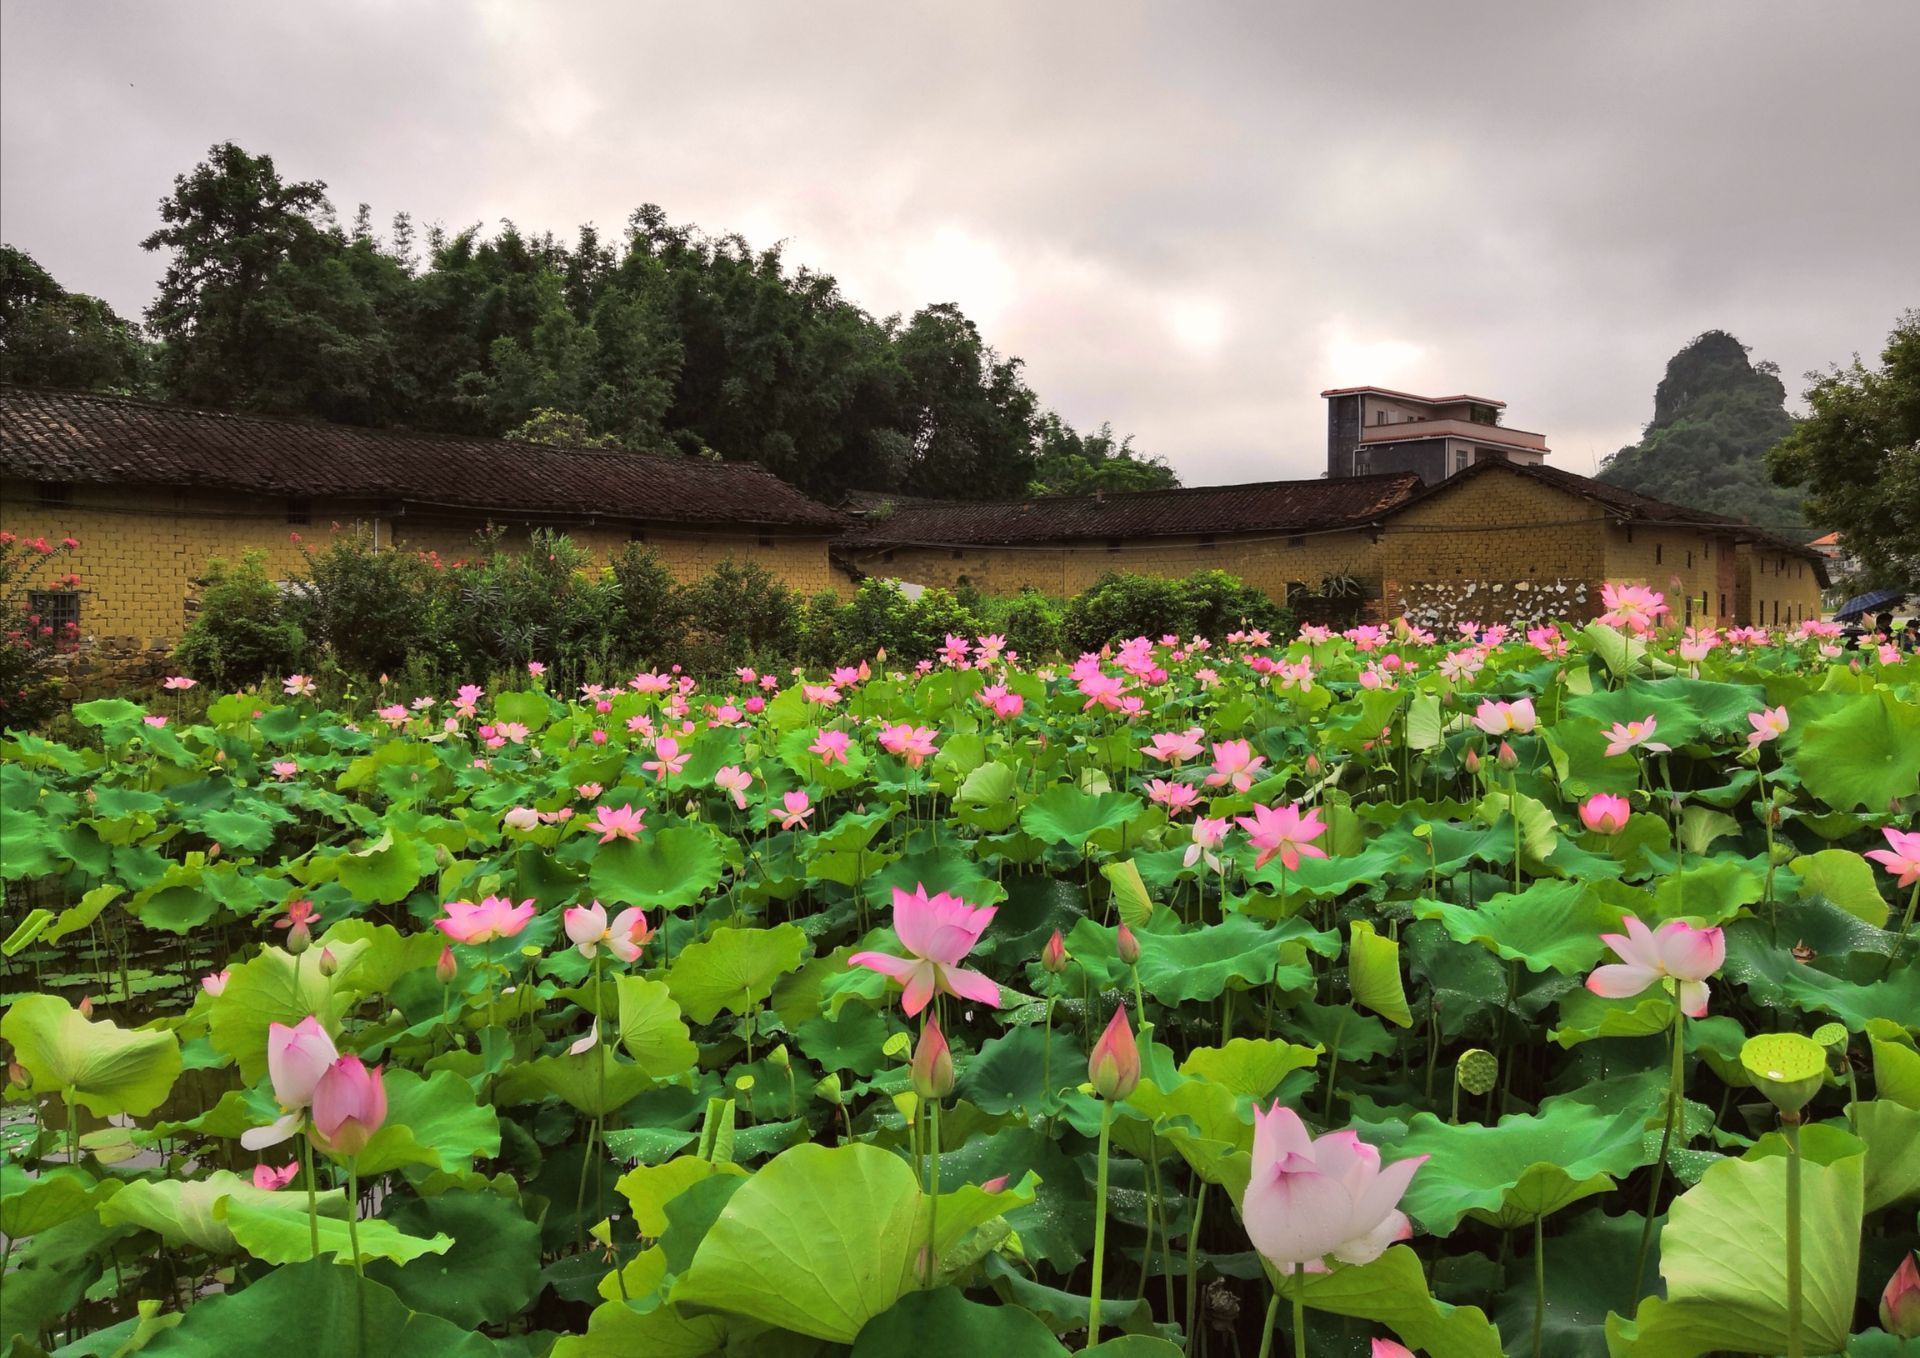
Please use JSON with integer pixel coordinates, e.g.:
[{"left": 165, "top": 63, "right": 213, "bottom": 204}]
[
  {"left": 1811, "top": 1022, "right": 1848, "bottom": 1053},
  {"left": 1741, "top": 1032, "right": 1827, "bottom": 1115},
  {"left": 1456, "top": 1048, "right": 1499, "bottom": 1096}
]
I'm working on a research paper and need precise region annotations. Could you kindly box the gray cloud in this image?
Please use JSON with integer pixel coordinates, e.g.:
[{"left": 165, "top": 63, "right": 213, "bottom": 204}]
[{"left": 4, "top": 0, "right": 1917, "bottom": 484}]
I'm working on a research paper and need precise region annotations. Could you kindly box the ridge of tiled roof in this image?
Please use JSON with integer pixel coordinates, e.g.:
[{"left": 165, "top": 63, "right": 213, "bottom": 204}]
[
  {"left": 0, "top": 386, "right": 845, "bottom": 532},
  {"left": 835, "top": 472, "right": 1422, "bottom": 548}
]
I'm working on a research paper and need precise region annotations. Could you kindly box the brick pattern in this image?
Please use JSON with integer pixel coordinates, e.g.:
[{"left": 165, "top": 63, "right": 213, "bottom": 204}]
[{"left": 0, "top": 478, "right": 837, "bottom": 648}]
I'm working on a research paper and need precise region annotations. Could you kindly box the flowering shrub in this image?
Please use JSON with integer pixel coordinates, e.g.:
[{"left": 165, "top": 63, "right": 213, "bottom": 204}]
[
  {"left": 4, "top": 602, "right": 1916, "bottom": 1354},
  {"left": 0, "top": 530, "right": 83, "bottom": 727}
]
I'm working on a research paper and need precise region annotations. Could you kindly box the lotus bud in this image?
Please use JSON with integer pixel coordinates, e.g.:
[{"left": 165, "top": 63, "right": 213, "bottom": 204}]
[
  {"left": 208, "top": 841, "right": 222, "bottom": 859},
  {"left": 1305, "top": 753, "right": 1321, "bottom": 776},
  {"left": 287, "top": 921, "right": 313, "bottom": 955},
  {"left": 1089, "top": 1006, "right": 1140, "bottom": 1101},
  {"left": 1880, "top": 1253, "right": 1920, "bottom": 1337},
  {"left": 1455, "top": 1048, "right": 1498, "bottom": 1096},
  {"left": 78, "top": 996, "right": 94, "bottom": 1019},
  {"left": 910, "top": 1018, "right": 955, "bottom": 1100},
  {"left": 1464, "top": 748, "right": 1481, "bottom": 775},
  {"left": 7, "top": 1060, "right": 27, "bottom": 1089},
  {"left": 1495, "top": 740, "right": 1518, "bottom": 770},
  {"left": 1041, "top": 930, "right": 1069, "bottom": 974},
  {"left": 316, "top": 947, "right": 338, "bottom": 977},
  {"left": 1115, "top": 923, "right": 1140, "bottom": 967},
  {"left": 436, "top": 946, "right": 457, "bottom": 984},
  {"left": 980, "top": 1174, "right": 1009, "bottom": 1194}
]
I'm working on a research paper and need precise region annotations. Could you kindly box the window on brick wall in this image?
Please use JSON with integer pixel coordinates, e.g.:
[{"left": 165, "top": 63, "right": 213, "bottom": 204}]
[
  {"left": 1686, "top": 549, "right": 1693, "bottom": 568},
  {"left": 1199, "top": 534, "right": 1217, "bottom": 550},
  {"left": 34, "top": 481, "right": 73, "bottom": 505},
  {"left": 1656, "top": 544, "right": 1663, "bottom": 565},
  {"left": 28, "top": 590, "right": 80, "bottom": 628},
  {"left": 1719, "top": 592, "right": 1727, "bottom": 616},
  {"left": 756, "top": 536, "right": 773, "bottom": 548},
  {"left": 286, "top": 497, "right": 311, "bottom": 525}
]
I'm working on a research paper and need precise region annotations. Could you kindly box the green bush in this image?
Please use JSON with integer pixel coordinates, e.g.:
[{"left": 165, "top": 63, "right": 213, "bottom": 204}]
[
  {"left": 608, "top": 543, "right": 686, "bottom": 668},
  {"left": 0, "top": 533, "right": 83, "bottom": 730},
  {"left": 836, "top": 580, "right": 981, "bottom": 664},
  {"left": 1063, "top": 569, "right": 1288, "bottom": 653},
  {"left": 444, "top": 529, "right": 620, "bottom": 685},
  {"left": 677, "top": 558, "right": 799, "bottom": 672},
  {"left": 174, "top": 552, "right": 306, "bottom": 689},
  {"left": 1176, "top": 569, "right": 1290, "bottom": 642},
  {"left": 795, "top": 590, "right": 850, "bottom": 670},
  {"left": 987, "top": 588, "right": 1065, "bottom": 661},
  {"left": 289, "top": 528, "right": 438, "bottom": 678}
]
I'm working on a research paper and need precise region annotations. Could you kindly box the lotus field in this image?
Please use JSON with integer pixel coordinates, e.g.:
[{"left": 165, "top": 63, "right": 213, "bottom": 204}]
[{"left": 5, "top": 600, "right": 1920, "bottom": 1358}]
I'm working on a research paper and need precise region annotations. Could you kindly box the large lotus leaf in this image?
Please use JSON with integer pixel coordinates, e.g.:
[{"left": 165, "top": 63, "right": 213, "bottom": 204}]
[
  {"left": 1790, "top": 848, "right": 1891, "bottom": 927},
  {"left": 1851, "top": 1099, "right": 1920, "bottom": 1210},
  {"left": 548, "top": 1295, "right": 730, "bottom": 1358},
  {"left": 852, "top": 1287, "right": 1070, "bottom": 1356},
  {"left": 864, "top": 847, "right": 1009, "bottom": 911},
  {"left": 496, "top": 1044, "right": 655, "bottom": 1116},
  {"left": 1796, "top": 690, "right": 1920, "bottom": 811},
  {"left": 1019, "top": 785, "right": 1149, "bottom": 854},
  {"left": 1130, "top": 914, "right": 1317, "bottom": 1004},
  {"left": 671, "top": 1142, "right": 1028, "bottom": 1343},
  {"left": 141, "top": 1257, "right": 493, "bottom": 1358},
  {"left": 100, "top": 1172, "right": 346, "bottom": 1255},
  {"left": 1565, "top": 677, "right": 1763, "bottom": 750},
  {"left": 616, "top": 1156, "right": 747, "bottom": 1238},
  {"left": 36, "top": 884, "right": 123, "bottom": 946},
  {"left": 1649, "top": 857, "right": 1763, "bottom": 925},
  {"left": 365, "top": 1190, "right": 543, "bottom": 1329},
  {"left": 1548, "top": 989, "right": 1675, "bottom": 1048},
  {"left": 0, "top": 1165, "right": 112, "bottom": 1238},
  {"left": 332, "top": 831, "right": 427, "bottom": 905},
  {"left": 666, "top": 922, "right": 808, "bottom": 1024},
  {"left": 960, "top": 1023, "right": 1086, "bottom": 1117},
  {"left": 1348, "top": 920, "right": 1413, "bottom": 1027},
  {"left": 1387, "top": 1103, "right": 1652, "bottom": 1233},
  {"left": 354, "top": 1068, "right": 499, "bottom": 1177},
  {"left": 1284, "top": 1244, "right": 1503, "bottom": 1358},
  {"left": 1606, "top": 1146, "right": 1864, "bottom": 1357},
  {"left": 219, "top": 1193, "right": 451, "bottom": 1267},
  {"left": 1491, "top": 1208, "right": 1657, "bottom": 1358},
  {"left": 207, "top": 943, "right": 363, "bottom": 1083},
  {"left": 1, "top": 993, "right": 181, "bottom": 1117},
  {"left": 1177, "top": 1037, "right": 1321, "bottom": 1100},
  {"left": 616, "top": 974, "right": 700, "bottom": 1077},
  {"left": 589, "top": 825, "right": 725, "bottom": 908},
  {"left": 1411, "top": 881, "right": 1623, "bottom": 975}
]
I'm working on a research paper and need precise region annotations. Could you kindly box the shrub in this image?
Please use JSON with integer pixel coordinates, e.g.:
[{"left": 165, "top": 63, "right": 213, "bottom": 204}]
[
  {"left": 173, "top": 552, "right": 306, "bottom": 689},
  {"left": 608, "top": 543, "right": 686, "bottom": 668},
  {"left": 990, "top": 588, "right": 1065, "bottom": 661},
  {"left": 677, "top": 558, "right": 799, "bottom": 672},
  {"left": 1064, "top": 572, "right": 1190, "bottom": 652},
  {"left": 289, "top": 528, "right": 438, "bottom": 678},
  {"left": 445, "top": 529, "right": 620, "bottom": 684},
  {"left": 1177, "top": 569, "right": 1291, "bottom": 641},
  {"left": 795, "top": 590, "right": 850, "bottom": 670},
  {"left": 0, "top": 532, "right": 83, "bottom": 729},
  {"left": 836, "top": 580, "right": 981, "bottom": 663}
]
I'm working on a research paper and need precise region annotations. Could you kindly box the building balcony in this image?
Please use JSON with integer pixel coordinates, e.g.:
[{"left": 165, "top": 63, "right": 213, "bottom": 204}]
[{"left": 1356, "top": 418, "right": 1549, "bottom": 453}]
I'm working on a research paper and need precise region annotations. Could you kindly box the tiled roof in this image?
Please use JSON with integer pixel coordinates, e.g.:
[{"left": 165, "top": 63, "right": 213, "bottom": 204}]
[
  {"left": 0, "top": 387, "right": 845, "bottom": 532},
  {"left": 836, "top": 473, "right": 1422, "bottom": 548}
]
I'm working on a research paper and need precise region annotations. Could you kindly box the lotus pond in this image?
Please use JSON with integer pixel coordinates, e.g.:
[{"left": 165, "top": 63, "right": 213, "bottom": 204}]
[{"left": 3, "top": 611, "right": 1918, "bottom": 1358}]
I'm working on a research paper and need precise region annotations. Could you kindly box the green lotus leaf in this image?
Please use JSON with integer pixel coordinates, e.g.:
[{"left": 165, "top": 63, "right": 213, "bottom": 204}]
[
  {"left": 1790, "top": 848, "right": 1892, "bottom": 927},
  {"left": 589, "top": 824, "right": 725, "bottom": 908},
  {"left": 1349, "top": 919, "right": 1413, "bottom": 1028},
  {"left": 616, "top": 974, "right": 700, "bottom": 1077},
  {"left": 666, "top": 922, "right": 808, "bottom": 1024},
  {"left": 1412, "top": 881, "right": 1623, "bottom": 975},
  {"left": 1019, "top": 785, "right": 1149, "bottom": 855},
  {"left": 1285, "top": 1244, "right": 1503, "bottom": 1357},
  {"left": 1796, "top": 689, "right": 1920, "bottom": 812},
  {"left": 1, "top": 993, "right": 181, "bottom": 1117},
  {"left": 852, "top": 1287, "right": 1070, "bottom": 1356},
  {"left": 365, "top": 1190, "right": 543, "bottom": 1329},
  {"left": 100, "top": 1172, "right": 346, "bottom": 1254}
]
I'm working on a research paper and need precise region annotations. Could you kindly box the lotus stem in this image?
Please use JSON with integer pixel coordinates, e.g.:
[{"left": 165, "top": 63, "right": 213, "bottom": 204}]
[
  {"left": 1885, "top": 880, "right": 1919, "bottom": 977},
  {"left": 1532, "top": 1213, "right": 1545, "bottom": 1358},
  {"left": 1292, "top": 1262, "right": 1307, "bottom": 1358},
  {"left": 1184, "top": 1181, "right": 1207, "bottom": 1355},
  {"left": 1085, "top": 1099, "right": 1112, "bottom": 1348},
  {"left": 923, "top": 1096, "right": 941, "bottom": 1288},
  {"left": 301, "top": 1131, "right": 320, "bottom": 1260},
  {"left": 1633, "top": 1002, "right": 1685, "bottom": 1300},
  {"left": 346, "top": 1159, "right": 363, "bottom": 1277},
  {"left": 1785, "top": 1115, "right": 1804, "bottom": 1358},
  {"left": 1256, "top": 1289, "right": 1279, "bottom": 1358}
]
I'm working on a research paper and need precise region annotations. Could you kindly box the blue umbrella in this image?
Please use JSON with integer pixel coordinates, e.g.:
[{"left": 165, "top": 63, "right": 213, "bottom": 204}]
[{"left": 1834, "top": 587, "right": 1909, "bottom": 621}]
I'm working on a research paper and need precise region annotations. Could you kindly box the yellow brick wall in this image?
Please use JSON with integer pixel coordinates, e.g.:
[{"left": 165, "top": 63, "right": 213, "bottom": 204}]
[
  {"left": 1735, "top": 542, "right": 1824, "bottom": 629},
  {"left": 844, "top": 528, "right": 1382, "bottom": 608},
  {"left": 0, "top": 479, "right": 836, "bottom": 648}
]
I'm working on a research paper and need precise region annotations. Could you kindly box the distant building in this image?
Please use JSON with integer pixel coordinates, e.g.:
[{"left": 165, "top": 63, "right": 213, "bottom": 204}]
[
  {"left": 1323, "top": 385, "right": 1550, "bottom": 485},
  {"left": 0, "top": 387, "right": 845, "bottom": 651}
]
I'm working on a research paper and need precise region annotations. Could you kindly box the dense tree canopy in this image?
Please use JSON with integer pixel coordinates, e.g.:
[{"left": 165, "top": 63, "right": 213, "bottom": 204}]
[
  {"left": 0, "top": 245, "right": 148, "bottom": 392},
  {"left": 1767, "top": 309, "right": 1920, "bottom": 587},
  {"left": 1597, "top": 329, "right": 1812, "bottom": 535},
  {"left": 2, "top": 142, "right": 1173, "bottom": 503}
]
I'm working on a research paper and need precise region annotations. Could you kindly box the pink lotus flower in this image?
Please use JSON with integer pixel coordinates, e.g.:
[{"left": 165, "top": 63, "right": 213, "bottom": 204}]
[
  {"left": 454, "top": 684, "right": 484, "bottom": 719},
  {"left": 1089, "top": 1006, "right": 1140, "bottom": 1100},
  {"left": 275, "top": 899, "right": 321, "bottom": 934},
  {"left": 241, "top": 1017, "right": 339, "bottom": 1149},
  {"left": 1236, "top": 802, "right": 1329, "bottom": 872},
  {"left": 201, "top": 970, "right": 230, "bottom": 997},
  {"left": 564, "top": 900, "right": 651, "bottom": 962},
  {"left": 309, "top": 1055, "right": 387, "bottom": 1156},
  {"left": 910, "top": 1015, "right": 955, "bottom": 1099},
  {"left": 1586, "top": 915, "right": 1725, "bottom": 1017},
  {"left": 1598, "top": 583, "right": 1670, "bottom": 634},
  {"left": 1142, "top": 728, "right": 1205, "bottom": 765},
  {"left": 1077, "top": 671, "right": 1127, "bottom": 712},
  {"left": 527, "top": 661, "right": 547, "bottom": 677},
  {"left": 142, "top": 715, "right": 168, "bottom": 728},
  {"left": 777, "top": 790, "right": 813, "bottom": 830},
  {"left": 878, "top": 723, "right": 939, "bottom": 768},
  {"left": 282, "top": 674, "right": 316, "bottom": 698},
  {"left": 162, "top": 675, "right": 197, "bottom": 691},
  {"left": 376, "top": 704, "right": 409, "bottom": 729},
  {"left": 1185, "top": 816, "right": 1229, "bottom": 872},
  {"left": 1041, "top": 929, "right": 1069, "bottom": 974},
  {"left": 575, "top": 781, "right": 604, "bottom": 800},
  {"left": 848, "top": 883, "right": 1000, "bottom": 1016},
  {"left": 1882, "top": 1252, "right": 1920, "bottom": 1338},
  {"left": 1580, "top": 793, "right": 1632, "bottom": 835},
  {"left": 1372, "top": 1342, "right": 1415, "bottom": 1358},
  {"left": 494, "top": 721, "right": 530, "bottom": 744},
  {"left": 990, "top": 692, "right": 1023, "bottom": 719},
  {"left": 1471, "top": 698, "right": 1537, "bottom": 736},
  {"left": 503, "top": 806, "right": 542, "bottom": 832},
  {"left": 252, "top": 1162, "right": 299, "bottom": 1191},
  {"left": 589, "top": 803, "right": 646, "bottom": 843},
  {"left": 436, "top": 947, "right": 457, "bottom": 984},
  {"left": 1747, "top": 705, "right": 1790, "bottom": 748},
  {"left": 642, "top": 736, "right": 689, "bottom": 781},
  {"left": 435, "top": 895, "right": 536, "bottom": 945},
  {"left": 1203, "top": 739, "right": 1266, "bottom": 792},
  {"left": 809, "top": 729, "right": 852, "bottom": 766},
  {"left": 1147, "top": 779, "right": 1200, "bottom": 815},
  {"left": 1241, "top": 1104, "right": 1425, "bottom": 1271},
  {"left": 715, "top": 765, "right": 753, "bottom": 809},
  {"left": 1602, "top": 715, "right": 1670, "bottom": 758},
  {"left": 1866, "top": 826, "right": 1920, "bottom": 888},
  {"left": 271, "top": 760, "right": 298, "bottom": 780}
]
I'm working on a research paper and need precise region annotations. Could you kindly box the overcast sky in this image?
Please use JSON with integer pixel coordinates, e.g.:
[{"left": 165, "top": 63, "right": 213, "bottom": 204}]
[{"left": 4, "top": 1, "right": 1917, "bottom": 484}]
